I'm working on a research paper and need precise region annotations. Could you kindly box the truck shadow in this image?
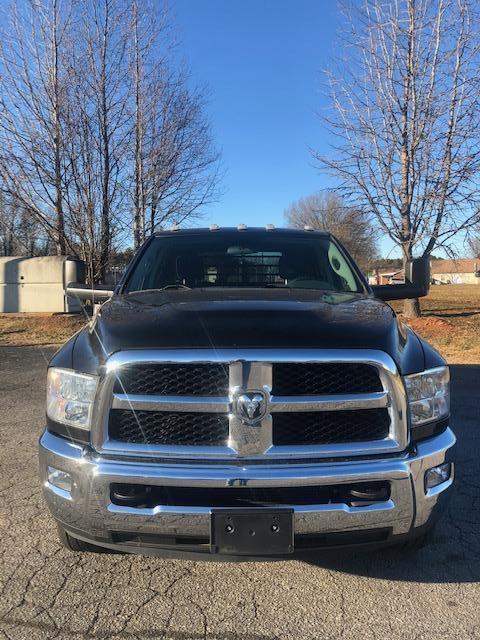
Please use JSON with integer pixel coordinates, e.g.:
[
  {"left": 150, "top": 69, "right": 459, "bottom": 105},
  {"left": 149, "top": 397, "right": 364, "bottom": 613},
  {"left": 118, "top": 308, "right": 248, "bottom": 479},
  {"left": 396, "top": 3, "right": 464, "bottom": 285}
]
[
  {"left": 303, "top": 364, "right": 480, "bottom": 583},
  {"left": 0, "top": 619, "right": 274, "bottom": 640}
]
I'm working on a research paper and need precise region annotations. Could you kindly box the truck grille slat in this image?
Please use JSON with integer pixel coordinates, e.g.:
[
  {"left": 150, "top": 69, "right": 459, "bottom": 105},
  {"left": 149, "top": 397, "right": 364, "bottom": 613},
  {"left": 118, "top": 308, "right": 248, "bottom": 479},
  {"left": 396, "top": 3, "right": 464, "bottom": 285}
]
[
  {"left": 108, "top": 409, "right": 229, "bottom": 446},
  {"left": 272, "top": 409, "right": 390, "bottom": 446},
  {"left": 272, "top": 363, "right": 382, "bottom": 395}
]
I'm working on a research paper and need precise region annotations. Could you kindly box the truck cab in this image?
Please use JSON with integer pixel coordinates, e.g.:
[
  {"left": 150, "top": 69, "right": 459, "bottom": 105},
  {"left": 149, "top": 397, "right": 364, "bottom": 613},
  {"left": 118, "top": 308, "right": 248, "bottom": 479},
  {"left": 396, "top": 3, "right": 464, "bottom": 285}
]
[{"left": 39, "top": 227, "right": 455, "bottom": 558}]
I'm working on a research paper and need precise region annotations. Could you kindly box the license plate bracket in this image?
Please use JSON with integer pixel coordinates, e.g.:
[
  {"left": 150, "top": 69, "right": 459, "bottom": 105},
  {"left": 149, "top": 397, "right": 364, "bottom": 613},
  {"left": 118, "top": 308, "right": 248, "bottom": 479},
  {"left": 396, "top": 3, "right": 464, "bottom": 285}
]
[{"left": 211, "top": 509, "right": 294, "bottom": 555}]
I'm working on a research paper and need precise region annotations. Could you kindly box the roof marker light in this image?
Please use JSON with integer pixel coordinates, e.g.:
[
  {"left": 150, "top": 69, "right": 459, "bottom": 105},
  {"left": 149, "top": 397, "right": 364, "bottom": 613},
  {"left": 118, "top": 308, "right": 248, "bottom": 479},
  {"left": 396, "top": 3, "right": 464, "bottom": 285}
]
[
  {"left": 209, "top": 224, "right": 220, "bottom": 231},
  {"left": 304, "top": 225, "right": 314, "bottom": 231},
  {"left": 237, "top": 223, "right": 247, "bottom": 231},
  {"left": 265, "top": 224, "right": 275, "bottom": 231},
  {"left": 170, "top": 223, "right": 180, "bottom": 232}
]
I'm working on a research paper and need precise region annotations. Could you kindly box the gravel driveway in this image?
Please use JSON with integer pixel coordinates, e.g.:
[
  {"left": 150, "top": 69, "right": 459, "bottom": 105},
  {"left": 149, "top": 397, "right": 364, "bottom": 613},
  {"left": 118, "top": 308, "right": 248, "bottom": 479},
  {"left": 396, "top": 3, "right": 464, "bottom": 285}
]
[{"left": 0, "top": 346, "right": 479, "bottom": 640}]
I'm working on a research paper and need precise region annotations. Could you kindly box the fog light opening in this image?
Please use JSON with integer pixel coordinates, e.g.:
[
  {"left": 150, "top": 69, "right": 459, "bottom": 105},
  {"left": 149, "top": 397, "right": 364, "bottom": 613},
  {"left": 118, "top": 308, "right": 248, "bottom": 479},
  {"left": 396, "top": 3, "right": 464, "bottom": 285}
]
[
  {"left": 111, "top": 484, "right": 151, "bottom": 507},
  {"left": 47, "top": 467, "right": 73, "bottom": 493},
  {"left": 425, "top": 462, "right": 451, "bottom": 491}
]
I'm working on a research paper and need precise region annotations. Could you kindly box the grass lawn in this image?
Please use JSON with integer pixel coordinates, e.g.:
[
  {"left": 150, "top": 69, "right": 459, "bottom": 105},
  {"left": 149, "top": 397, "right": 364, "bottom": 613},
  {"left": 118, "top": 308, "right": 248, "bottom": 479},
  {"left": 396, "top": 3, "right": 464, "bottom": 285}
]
[
  {"left": 0, "top": 284, "right": 478, "bottom": 363},
  {"left": 393, "top": 284, "right": 480, "bottom": 364},
  {"left": 0, "top": 312, "right": 86, "bottom": 346}
]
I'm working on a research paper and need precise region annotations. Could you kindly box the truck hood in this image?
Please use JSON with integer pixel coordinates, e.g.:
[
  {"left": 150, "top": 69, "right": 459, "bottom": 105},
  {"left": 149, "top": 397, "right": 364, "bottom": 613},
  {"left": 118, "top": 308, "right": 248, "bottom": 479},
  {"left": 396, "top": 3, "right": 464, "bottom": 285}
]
[{"left": 76, "top": 289, "right": 423, "bottom": 371}]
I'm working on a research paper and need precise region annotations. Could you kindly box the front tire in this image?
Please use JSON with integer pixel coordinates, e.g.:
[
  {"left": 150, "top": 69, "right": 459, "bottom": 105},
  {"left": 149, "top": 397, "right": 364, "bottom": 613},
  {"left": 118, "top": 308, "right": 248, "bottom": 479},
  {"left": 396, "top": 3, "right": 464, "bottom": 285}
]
[
  {"left": 393, "top": 525, "right": 435, "bottom": 552},
  {"left": 57, "top": 525, "right": 114, "bottom": 553}
]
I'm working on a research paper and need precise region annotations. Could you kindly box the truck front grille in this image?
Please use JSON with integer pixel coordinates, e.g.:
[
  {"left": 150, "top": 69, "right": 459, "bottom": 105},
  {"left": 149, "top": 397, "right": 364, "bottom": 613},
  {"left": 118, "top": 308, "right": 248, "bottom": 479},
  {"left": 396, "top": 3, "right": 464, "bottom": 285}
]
[
  {"left": 108, "top": 410, "right": 229, "bottom": 446},
  {"left": 272, "top": 363, "right": 382, "bottom": 395},
  {"left": 272, "top": 409, "right": 390, "bottom": 445},
  {"left": 100, "top": 349, "right": 407, "bottom": 459}
]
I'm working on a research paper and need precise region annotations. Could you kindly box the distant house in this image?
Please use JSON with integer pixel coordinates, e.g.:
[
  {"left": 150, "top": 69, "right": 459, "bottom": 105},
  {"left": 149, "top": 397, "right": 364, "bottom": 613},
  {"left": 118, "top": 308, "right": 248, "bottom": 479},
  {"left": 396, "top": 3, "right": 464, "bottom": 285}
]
[
  {"left": 369, "top": 258, "right": 480, "bottom": 286},
  {"left": 430, "top": 259, "right": 480, "bottom": 285},
  {"left": 368, "top": 269, "right": 404, "bottom": 285}
]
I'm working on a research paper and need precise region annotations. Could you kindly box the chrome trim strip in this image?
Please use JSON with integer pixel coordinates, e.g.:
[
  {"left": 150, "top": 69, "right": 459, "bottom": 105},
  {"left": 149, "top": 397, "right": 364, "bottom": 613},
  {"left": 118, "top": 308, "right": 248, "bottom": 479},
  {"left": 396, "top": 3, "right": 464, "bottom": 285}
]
[
  {"left": 112, "top": 390, "right": 388, "bottom": 414},
  {"left": 98, "top": 440, "right": 236, "bottom": 457},
  {"left": 108, "top": 504, "right": 212, "bottom": 516},
  {"left": 425, "top": 476, "right": 453, "bottom": 498},
  {"left": 228, "top": 362, "right": 273, "bottom": 456},
  {"left": 264, "top": 438, "right": 399, "bottom": 458},
  {"left": 107, "top": 500, "right": 395, "bottom": 518},
  {"left": 41, "top": 427, "right": 455, "bottom": 487},
  {"left": 44, "top": 481, "right": 73, "bottom": 502},
  {"left": 269, "top": 391, "right": 389, "bottom": 412},
  {"left": 105, "top": 348, "right": 401, "bottom": 370},
  {"left": 112, "top": 394, "right": 230, "bottom": 413}
]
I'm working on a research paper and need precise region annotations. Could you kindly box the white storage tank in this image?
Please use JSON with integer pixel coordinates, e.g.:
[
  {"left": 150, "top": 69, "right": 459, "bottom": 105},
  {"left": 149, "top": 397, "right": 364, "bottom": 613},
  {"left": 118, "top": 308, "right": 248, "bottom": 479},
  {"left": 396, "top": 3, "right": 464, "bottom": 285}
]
[{"left": 0, "top": 256, "right": 85, "bottom": 312}]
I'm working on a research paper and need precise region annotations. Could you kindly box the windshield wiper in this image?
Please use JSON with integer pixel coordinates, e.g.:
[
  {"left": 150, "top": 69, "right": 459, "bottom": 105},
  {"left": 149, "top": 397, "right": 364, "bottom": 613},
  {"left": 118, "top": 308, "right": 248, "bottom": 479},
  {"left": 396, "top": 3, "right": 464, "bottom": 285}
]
[
  {"left": 159, "top": 284, "right": 192, "bottom": 290},
  {"left": 127, "top": 284, "right": 192, "bottom": 295}
]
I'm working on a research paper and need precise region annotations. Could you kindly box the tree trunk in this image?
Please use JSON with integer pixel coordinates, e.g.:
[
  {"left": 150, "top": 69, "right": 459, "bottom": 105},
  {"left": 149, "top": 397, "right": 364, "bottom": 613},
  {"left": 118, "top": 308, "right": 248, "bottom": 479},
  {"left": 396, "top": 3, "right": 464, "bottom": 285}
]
[
  {"left": 402, "top": 243, "right": 421, "bottom": 318},
  {"left": 52, "top": 0, "right": 66, "bottom": 257},
  {"left": 132, "top": 0, "right": 144, "bottom": 250},
  {"left": 98, "top": 0, "right": 110, "bottom": 284},
  {"left": 150, "top": 193, "right": 158, "bottom": 234},
  {"left": 403, "top": 297, "right": 421, "bottom": 318}
]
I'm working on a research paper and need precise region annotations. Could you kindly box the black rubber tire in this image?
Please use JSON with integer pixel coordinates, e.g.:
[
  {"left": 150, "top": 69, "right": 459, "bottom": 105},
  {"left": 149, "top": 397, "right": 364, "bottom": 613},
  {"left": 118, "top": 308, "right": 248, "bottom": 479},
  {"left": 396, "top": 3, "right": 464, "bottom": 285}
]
[
  {"left": 57, "top": 525, "right": 114, "bottom": 553},
  {"left": 392, "top": 525, "right": 435, "bottom": 552}
]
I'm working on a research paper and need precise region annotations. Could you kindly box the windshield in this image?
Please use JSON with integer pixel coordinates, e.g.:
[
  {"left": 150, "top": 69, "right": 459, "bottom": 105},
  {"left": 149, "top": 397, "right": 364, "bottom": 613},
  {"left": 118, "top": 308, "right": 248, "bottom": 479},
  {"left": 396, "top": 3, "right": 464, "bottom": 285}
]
[{"left": 123, "top": 232, "right": 363, "bottom": 294}]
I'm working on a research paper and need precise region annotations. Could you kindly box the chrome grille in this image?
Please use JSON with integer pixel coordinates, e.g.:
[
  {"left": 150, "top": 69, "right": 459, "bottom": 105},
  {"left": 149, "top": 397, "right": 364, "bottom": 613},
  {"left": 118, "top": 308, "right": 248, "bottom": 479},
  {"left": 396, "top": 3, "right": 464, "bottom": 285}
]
[{"left": 96, "top": 349, "right": 408, "bottom": 459}]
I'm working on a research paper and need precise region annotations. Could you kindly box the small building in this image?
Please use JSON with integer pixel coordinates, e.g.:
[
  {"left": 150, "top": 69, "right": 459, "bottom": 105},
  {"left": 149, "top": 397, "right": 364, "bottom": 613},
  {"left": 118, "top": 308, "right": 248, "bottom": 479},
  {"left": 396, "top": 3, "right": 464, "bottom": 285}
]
[
  {"left": 430, "top": 259, "right": 480, "bottom": 285},
  {"left": 0, "top": 256, "right": 84, "bottom": 312},
  {"left": 368, "top": 269, "right": 404, "bottom": 285},
  {"left": 369, "top": 258, "right": 480, "bottom": 286}
]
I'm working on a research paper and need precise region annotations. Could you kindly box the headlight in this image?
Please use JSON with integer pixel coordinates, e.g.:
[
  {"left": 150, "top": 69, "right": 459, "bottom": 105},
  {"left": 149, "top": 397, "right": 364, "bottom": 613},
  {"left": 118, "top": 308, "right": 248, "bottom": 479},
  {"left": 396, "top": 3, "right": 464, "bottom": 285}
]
[
  {"left": 47, "top": 368, "right": 98, "bottom": 430},
  {"left": 404, "top": 366, "right": 450, "bottom": 426}
]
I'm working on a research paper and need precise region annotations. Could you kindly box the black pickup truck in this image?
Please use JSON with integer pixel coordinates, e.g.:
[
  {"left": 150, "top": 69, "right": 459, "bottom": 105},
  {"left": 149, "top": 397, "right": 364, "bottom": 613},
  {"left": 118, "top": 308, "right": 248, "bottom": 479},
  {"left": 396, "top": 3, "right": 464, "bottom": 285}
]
[{"left": 39, "top": 227, "right": 455, "bottom": 558}]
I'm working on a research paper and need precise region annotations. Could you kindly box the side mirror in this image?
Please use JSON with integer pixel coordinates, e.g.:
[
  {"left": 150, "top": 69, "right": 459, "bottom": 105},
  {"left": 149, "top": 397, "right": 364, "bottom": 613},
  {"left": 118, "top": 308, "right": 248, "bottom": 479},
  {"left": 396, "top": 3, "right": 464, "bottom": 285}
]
[
  {"left": 66, "top": 282, "right": 114, "bottom": 304},
  {"left": 371, "top": 256, "right": 430, "bottom": 301}
]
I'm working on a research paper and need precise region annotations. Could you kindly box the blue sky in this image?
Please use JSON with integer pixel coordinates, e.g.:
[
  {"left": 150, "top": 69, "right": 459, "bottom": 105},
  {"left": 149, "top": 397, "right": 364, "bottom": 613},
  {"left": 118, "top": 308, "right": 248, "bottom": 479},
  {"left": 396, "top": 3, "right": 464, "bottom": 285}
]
[{"left": 173, "top": 0, "right": 344, "bottom": 235}]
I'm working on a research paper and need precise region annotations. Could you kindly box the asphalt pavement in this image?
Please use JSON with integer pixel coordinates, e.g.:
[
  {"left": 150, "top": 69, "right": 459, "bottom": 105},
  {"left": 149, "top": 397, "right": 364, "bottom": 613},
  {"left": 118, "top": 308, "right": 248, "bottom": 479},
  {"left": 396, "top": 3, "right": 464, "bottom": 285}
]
[{"left": 0, "top": 345, "right": 479, "bottom": 640}]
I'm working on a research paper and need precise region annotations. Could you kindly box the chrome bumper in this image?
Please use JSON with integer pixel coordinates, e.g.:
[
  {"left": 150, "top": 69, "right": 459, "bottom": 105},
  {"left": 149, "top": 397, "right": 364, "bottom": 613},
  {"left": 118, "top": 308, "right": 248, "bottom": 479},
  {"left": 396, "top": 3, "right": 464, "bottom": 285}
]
[{"left": 39, "top": 428, "right": 456, "bottom": 555}]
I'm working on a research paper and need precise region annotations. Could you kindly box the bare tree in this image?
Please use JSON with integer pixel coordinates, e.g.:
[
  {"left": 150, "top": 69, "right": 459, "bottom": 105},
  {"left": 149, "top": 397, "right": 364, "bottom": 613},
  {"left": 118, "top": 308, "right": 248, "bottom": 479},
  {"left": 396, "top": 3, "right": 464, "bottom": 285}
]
[
  {"left": 469, "top": 233, "right": 480, "bottom": 258},
  {"left": 0, "top": 0, "right": 72, "bottom": 254},
  {"left": 62, "top": 48, "right": 104, "bottom": 283},
  {"left": 127, "top": 1, "right": 221, "bottom": 248},
  {"left": 129, "top": 0, "right": 149, "bottom": 249},
  {"left": 316, "top": 0, "right": 480, "bottom": 316},
  {"left": 0, "top": 191, "right": 15, "bottom": 256},
  {"left": 284, "top": 192, "right": 378, "bottom": 271},
  {"left": 0, "top": 190, "right": 52, "bottom": 256},
  {"left": 0, "top": 0, "right": 221, "bottom": 277},
  {"left": 81, "top": 0, "right": 131, "bottom": 280},
  {"left": 59, "top": 0, "right": 134, "bottom": 283},
  {"left": 144, "top": 74, "right": 222, "bottom": 237}
]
